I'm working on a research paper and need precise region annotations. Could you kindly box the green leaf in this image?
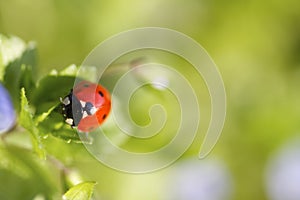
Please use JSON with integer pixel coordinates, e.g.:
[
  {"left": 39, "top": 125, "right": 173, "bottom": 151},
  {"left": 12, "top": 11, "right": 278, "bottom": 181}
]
[
  {"left": 0, "top": 142, "right": 58, "bottom": 200},
  {"left": 37, "top": 112, "right": 82, "bottom": 143},
  {"left": 19, "top": 88, "right": 45, "bottom": 159},
  {"left": 31, "top": 64, "right": 103, "bottom": 114},
  {"left": 59, "top": 64, "right": 78, "bottom": 76},
  {"left": 31, "top": 65, "right": 102, "bottom": 143},
  {"left": 19, "top": 64, "right": 36, "bottom": 98},
  {"left": 31, "top": 74, "right": 75, "bottom": 114},
  {"left": 2, "top": 40, "right": 37, "bottom": 110},
  {"left": 63, "top": 182, "right": 96, "bottom": 200},
  {"left": 0, "top": 34, "right": 27, "bottom": 81},
  {"left": 30, "top": 66, "right": 84, "bottom": 143},
  {"left": 34, "top": 104, "right": 58, "bottom": 126},
  {"left": 34, "top": 100, "right": 82, "bottom": 143}
]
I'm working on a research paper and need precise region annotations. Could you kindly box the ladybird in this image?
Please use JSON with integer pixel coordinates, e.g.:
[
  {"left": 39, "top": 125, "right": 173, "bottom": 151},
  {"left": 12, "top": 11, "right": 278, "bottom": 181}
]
[{"left": 61, "top": 80, "right": 111, "bottom": 132}]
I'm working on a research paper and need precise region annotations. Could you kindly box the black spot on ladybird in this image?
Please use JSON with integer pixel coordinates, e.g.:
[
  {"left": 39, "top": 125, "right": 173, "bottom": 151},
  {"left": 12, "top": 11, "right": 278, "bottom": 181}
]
[
  {"left": 98, "top": 91, "right": 104, "bottom": 97},
  {"left": 102, "top": 114, "right": 107, "bottom": 119}
]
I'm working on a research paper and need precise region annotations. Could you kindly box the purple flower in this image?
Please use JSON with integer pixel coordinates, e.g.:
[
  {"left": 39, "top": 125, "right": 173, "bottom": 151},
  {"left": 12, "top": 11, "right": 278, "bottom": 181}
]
[
  {"left": 0, "top": 83, "right": 15, "bottom": 134},
  {"left": 165, "top": 159, "right": 233, "bottom": 200},
  {"left": 265, "top": 138, "right": 300, "bottom": 200}
]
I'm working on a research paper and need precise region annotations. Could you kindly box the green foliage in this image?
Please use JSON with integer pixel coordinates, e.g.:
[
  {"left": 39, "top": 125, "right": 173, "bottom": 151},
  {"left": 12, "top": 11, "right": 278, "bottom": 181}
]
[
  {"left": 31, "top": 71, "right": 75, "bottom": 114},
  {"left": 63, "top": 182, "right": 96, "bottom": 200},
  {"left": 1, "top": 35, "right": 37, "bottom": 110},
  {"left": 30, "top": 71, "right": 81, "bottom": 142},
  {"left": 1, "top": 0, "right": 300, "bottom": 199},
  {"left": 19, "top": 87, "right": 45, "bottom": 159},
  {"left": 0, "top": 35, "right": 27, "bottom": 80},
  {"left": 0, "top": 34, "right": 83, "bottom": 143},
  {"left": 0, "top": 34, "right": 95, "bottom": 199},
  {"left": 0, "top": 142, "right": 58, "bottom": 200}
]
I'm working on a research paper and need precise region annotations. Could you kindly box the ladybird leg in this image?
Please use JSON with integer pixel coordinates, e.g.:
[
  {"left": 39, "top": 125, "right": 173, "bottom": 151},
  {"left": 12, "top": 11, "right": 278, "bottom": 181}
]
[
  {"left": 60, "top": 96, "right": 71, "bottom": 105},
  {"left": 65, "top": 118, "right": 74, "bottom": 126}
]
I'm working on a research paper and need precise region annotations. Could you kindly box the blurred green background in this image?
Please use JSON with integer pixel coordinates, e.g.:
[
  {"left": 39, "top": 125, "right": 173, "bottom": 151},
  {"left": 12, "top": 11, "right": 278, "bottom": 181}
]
[{"left": 1, "top": 0, "right": 300, "bottom": 199}]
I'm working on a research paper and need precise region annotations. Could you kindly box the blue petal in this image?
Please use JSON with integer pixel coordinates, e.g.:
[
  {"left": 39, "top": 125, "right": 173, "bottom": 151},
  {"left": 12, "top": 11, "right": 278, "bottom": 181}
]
[{"left": 0, "top": 83, "right": 16, "bottom": 134}]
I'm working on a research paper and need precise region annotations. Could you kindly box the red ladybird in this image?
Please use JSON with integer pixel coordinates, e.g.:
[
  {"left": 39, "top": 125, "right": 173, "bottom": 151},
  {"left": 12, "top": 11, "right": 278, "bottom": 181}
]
[{"left": 61, "top": 80, "right": 111, "bottom": 132}]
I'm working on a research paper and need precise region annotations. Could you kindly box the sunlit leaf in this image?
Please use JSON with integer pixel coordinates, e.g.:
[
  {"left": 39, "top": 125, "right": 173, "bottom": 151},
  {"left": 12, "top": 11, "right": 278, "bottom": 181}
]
[
  {"left": 0, "top": 34, "right": 27, "bottom": 81},
  {"left": 31, "top": 74, "right": 75, "bottom": 114},
  {"left": 2, "top": 39, "right": 37, "bottom": 110},
  {"left": 35, "top": 102, "right": 82, "bottom": 143},
  {"left": 31, "top": 65, "right": 86, "bottom": 143},
  {"left": 59, "top": 64, "right": 78, "bottom": 76},
  {"left": 34, "top": 104, "right": 58, "bottom": 126},
  {"left": 0, "top": 142, "right": 58, "bottom": 199},
  {"left": 62, "top": 182, "right": 96, "bottom": 200},
  {"left": 19, "top": 64, "right": 36, "bottom": 98},
  {"left": 19, "top": 88, "right": 45, "bottom": 159}
]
